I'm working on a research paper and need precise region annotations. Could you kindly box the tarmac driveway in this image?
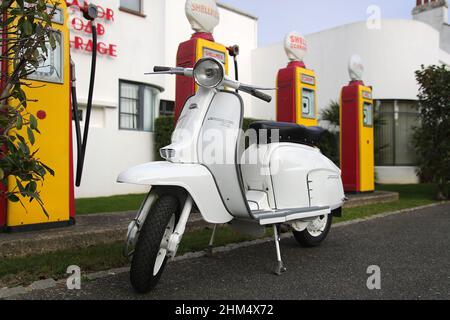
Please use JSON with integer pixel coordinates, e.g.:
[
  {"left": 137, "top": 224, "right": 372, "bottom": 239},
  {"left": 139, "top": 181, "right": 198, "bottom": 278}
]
[{"left": 9, "top": 203, "right": 450, "bottom": 300}]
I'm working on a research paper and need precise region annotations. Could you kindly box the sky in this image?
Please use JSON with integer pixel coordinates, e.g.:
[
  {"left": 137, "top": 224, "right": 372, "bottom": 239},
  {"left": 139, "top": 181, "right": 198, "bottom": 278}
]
[{"left": 218, "top": 0, "right": 448, "bottom": 46}]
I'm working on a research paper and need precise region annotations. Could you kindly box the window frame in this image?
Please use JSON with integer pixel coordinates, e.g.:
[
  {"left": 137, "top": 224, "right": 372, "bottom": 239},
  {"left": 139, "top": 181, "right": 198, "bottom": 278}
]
[
  {"left": 159, "top": 100, "right": 175, "bottom": 117},
  {"left": 118, "top": 80, "right": 161, "bottom": 132},
  {"left": 119, "top": 0, "right": 145, "bottom": 17},
  {"left": 374, "top": 99, "right": 420, "bottom": 167}
]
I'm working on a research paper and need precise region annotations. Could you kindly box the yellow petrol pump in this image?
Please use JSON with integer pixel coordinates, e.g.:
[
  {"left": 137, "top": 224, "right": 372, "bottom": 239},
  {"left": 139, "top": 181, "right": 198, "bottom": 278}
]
[
  {"left": 0, "top": 1, "right": 98, "bottom": 231},
  {"left": 175, "top": 0, "right": 231, "bottom": 122},
  {"left": 340, "top": 55, "right": 375, "bottom": 193},
  {"left": 1, "top": 3, "right": 73, "bottom": 231},
  {"left": 277, "top": 32, "right": 318, "bottom": 127}
]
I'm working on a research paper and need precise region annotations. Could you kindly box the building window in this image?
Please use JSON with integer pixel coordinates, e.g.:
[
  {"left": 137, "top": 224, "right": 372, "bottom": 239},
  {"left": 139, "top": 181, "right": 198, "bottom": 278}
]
[
  {"left": 119, "top": 80, "right": 159, "bottom": 132},
  {"left": 120, "top": 0, "right": 143, "bottom": 14},
  {"left": 159, "top": 100, "right": 175, "bottom": 116},
  {"left": 374, "top": 100, "right": 420, "bottom": 166}
]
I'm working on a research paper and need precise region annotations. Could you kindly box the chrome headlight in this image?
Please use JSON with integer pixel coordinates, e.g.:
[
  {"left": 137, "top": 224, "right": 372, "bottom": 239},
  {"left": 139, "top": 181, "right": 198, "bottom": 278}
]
[{"left": 193, "top": 58, "right": 225, "bottom": 88}]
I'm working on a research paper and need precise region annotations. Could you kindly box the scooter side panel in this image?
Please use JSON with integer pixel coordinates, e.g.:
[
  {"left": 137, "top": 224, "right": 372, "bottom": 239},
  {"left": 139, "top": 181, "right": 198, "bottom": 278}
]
[
  {"left": 117, "top": 162, "right": 234, "bottom": 224},
  {"left": 269, "top": 143, "right": 343, "bottom": 210},
  {"left": 269, "top": 144, "right": 313, "bottom": 209},
  {"left": 308, "top": 169, "right": 345, "bottom": 210}
]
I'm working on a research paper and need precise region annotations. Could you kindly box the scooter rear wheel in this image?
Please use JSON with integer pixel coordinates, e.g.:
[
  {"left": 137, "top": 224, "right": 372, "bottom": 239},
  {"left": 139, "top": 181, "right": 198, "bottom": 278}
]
[
  {"left": 130, "top": 194, "right": 180, "bottom": 293},
  {"left": 292, "top": 214, "right": 332, "bottom": 247}
]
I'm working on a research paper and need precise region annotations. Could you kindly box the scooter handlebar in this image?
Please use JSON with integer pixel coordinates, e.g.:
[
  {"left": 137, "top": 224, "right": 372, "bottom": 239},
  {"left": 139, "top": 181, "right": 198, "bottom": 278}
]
[
  {"left": 148, "top": 66, "right": 271, "bottom": 102},
  {"left": 239, "top": 85, "right": 272, "bottom": 103},
  {"left": 153, "top": 66, "right": 172, "bottom": 72}
]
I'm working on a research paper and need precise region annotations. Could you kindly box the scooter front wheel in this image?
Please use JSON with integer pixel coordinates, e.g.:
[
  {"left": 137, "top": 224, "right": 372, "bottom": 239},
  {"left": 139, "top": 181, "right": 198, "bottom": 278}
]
[
  {"left": 130, "top": 194, "right": 180, "bottom": 293},
  {"left": 292, "top": 214, "right": 332, "bottom": 247}
]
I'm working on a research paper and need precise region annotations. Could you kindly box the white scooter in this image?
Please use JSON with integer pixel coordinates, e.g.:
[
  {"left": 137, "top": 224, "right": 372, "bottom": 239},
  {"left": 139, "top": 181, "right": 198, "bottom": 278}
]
[{"left": 118, "top": 58, "right": 345, "bottom": 293}]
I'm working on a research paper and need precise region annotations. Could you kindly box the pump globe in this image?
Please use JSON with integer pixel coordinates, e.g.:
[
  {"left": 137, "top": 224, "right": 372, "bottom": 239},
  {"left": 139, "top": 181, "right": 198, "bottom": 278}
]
[
  {"left": 348, "top": 54, "right": 364, "bottom": 81},
  {"left": 185, "top": 0, "right": 220, "bottom": 33},
  {"left": 284, "top": 31, "right": 308, "bottom": 61}
]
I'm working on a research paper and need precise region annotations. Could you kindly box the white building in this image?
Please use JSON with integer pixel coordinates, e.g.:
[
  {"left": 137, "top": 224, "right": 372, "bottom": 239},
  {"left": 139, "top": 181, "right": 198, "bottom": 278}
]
[
  {"left": 69, "top": 0, "right": 258, "bottom": 198},
  {"left": 71, "top": 0, "right": 450, "bottom": 198},
  {"left": 251, "top": 0, "right": 450, "bottom": 184}
]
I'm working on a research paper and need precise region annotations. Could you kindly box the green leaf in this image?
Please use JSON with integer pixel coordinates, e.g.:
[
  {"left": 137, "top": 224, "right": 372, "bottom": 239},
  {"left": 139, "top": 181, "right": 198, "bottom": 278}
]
[
  {"left": 16, "top": 0, "right": 25, "bottom": 9},
  {"left": 26, "top": 181, "right": 37, "bottom": 193},
  {"left": 22, "top": 19, "right": 33, "bottom": 35},
  {"left": 8, "top": 194, "right": 20, "bottom": 203},
  {"left": 29, "top": 114, "right": 38, "bottom": 130},
  {"left": 1, "top": 16, "right": 16, "bottom": 27},
  {"left": 27, "top": 127, "right": 35, "bottom": 145},
  {"left": 16, "top": 113, "right": 23, "bottom": 130},
  {"left": 41, "top": 162, "right": 55, "bottom": 176},
  {"left": 48, "top": 32, "right": 56, "bottom": 50},
  {"left": 0, "top": 168, "right": 4, "bottom": 180},
  {"left": 16, "top": 179, "right": 25, "bottom": 194}
]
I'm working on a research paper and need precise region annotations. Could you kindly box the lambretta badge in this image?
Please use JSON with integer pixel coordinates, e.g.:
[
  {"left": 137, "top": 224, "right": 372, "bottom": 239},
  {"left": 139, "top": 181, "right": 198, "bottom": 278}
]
[
  {"left": 189, "top": 103, "right": 198, "bottom": 110},
  {"left": 208, "top": 117, "right": 234, "bottom": 127}
]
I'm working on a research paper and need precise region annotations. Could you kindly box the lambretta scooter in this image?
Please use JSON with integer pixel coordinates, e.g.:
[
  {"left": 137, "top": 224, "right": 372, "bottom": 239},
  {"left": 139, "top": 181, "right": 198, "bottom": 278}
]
[{"left": 118, "top": 57, "right": 345, "bottom": 293}]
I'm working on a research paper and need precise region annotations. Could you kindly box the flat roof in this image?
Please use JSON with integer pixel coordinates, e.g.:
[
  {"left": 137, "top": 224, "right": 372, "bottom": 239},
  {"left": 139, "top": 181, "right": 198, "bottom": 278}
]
[{"left": 217, "top": 2, "right": 258, "bottom": 20}]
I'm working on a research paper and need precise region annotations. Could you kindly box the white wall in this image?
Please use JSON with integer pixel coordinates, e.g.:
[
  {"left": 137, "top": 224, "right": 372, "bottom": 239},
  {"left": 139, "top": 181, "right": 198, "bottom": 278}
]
[
  {"left": 71, "top": 0, "right": 257, "bottom": 198},
  {"left": 376, "top": 167, "right": 420, "bottom": 184},
  {"left": 251, "top": 19, "right": 448, "bottom": 185},
  {"left": 441, "top": 24, "right": 450, "bottom": 53},
  {"left": 251, "top": 20, "right": 442, "bottom": 121}
]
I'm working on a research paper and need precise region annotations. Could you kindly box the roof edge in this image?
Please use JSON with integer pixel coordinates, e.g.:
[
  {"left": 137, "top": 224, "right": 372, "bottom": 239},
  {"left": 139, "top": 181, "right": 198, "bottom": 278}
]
[{"left": 217, "top": 2, "right": 258, "bottom": 20}]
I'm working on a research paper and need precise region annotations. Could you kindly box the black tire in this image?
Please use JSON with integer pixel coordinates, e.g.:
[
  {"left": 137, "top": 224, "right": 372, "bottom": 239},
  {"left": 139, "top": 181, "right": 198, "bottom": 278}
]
[
  {"left": 293, "top": 214, "right": 332, "bottom": 247},
  {"left": 130, "top": 194, "right": 180, "bottom": 293}
]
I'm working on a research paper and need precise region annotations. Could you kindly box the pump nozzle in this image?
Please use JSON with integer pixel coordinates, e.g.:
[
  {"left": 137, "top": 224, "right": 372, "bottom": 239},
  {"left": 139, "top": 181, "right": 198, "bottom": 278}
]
[
  {"left": 227, "top": 45, "right": 240, "bottom": 57},
  {"left": 82, "top": 3, "right": 98, "bottom": 21}
]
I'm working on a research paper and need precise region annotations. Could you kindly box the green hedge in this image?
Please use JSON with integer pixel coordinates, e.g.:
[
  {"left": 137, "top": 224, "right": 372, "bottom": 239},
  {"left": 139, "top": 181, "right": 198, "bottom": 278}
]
[
  {"left": 154, "top": 116, "right": 339, "bottom": 165},
  {"left": 154, "top": 116, "right": 176, "bottom": 160}
]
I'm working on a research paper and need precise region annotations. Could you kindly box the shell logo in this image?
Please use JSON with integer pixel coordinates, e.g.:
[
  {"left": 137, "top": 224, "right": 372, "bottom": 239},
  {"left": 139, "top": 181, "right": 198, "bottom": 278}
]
[
  {"left": 185, "top": 0, "right": 220, "bottom": 33},
  {"left": 284, "top": 31, "right": 308, "bottom": 61}
]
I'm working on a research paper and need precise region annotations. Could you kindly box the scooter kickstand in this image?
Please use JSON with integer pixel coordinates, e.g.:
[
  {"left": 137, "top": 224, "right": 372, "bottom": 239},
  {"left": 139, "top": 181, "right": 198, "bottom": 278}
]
[
  {"left": 206, "top": 224, "right": 218, "bottom": 257},
  {"left": 273, "top": 225, "right": 286, "bottom": 276}
]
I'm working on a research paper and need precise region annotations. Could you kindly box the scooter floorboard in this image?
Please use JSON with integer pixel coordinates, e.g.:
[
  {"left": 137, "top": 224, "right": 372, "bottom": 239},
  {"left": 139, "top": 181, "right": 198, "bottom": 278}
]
[{"left": 252, "top": 206, "right": 330, "bottom": 225}]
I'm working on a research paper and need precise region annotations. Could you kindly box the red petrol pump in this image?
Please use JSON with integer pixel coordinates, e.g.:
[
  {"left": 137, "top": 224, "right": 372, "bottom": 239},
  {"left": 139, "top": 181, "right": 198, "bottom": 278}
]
[
  {"left": 340, "top": 55, "right": 375, "bottom": 193},
  {"left": 0, "top": 1, "right": 98, "bottom": 232},
  {"left": 175, "top": 0, "right": 232, "bottom": 122},
  {"left": 277, "top": 32, "right": 318, "bottom": 127}
]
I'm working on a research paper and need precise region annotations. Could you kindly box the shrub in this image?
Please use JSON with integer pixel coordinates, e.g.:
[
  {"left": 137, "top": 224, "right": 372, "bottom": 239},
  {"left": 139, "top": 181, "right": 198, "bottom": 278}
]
[
  {"left": 154, "top": 116, "right": 175, "bottom": 160},
  {"left": 413, "top": 64, "right": 450, "bottom": 200},
  {"left": 0, "top": 1, "right": 60, "bottom": 215}
]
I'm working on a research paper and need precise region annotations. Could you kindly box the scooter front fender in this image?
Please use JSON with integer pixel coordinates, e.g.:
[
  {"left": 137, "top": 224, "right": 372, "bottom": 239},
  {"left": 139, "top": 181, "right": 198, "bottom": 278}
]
[{"left": 117, "top": 161, "right": 234, "bottom": 224}]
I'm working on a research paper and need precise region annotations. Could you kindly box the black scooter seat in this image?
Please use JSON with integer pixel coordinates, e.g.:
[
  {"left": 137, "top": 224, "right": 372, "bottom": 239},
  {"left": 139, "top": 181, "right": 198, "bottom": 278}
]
[{"left": 249, "top": 121, "right": 325, "bottom": 147}]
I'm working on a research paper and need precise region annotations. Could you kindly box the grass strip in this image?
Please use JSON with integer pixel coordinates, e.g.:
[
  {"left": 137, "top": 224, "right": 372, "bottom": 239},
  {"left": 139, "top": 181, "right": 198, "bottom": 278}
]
[{"left": 1, "top": 184, "right": 440, "bottom": 288}]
